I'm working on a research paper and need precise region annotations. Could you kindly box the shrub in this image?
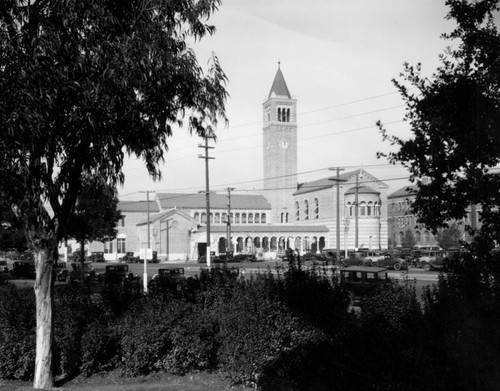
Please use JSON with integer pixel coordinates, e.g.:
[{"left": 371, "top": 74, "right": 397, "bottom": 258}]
[{"left": 0, "top": 285, "right": 36, "bottom": 380}]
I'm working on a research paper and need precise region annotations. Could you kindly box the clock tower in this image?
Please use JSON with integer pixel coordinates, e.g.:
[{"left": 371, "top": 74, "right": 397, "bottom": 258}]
[{"left": 263, "top": 63, "right": 297, "bottom": 223}]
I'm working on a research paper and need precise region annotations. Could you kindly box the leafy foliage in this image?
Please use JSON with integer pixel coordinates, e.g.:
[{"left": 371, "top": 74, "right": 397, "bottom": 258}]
[{"left": 378, "top": 0, "right": 500, "bottom": 250}]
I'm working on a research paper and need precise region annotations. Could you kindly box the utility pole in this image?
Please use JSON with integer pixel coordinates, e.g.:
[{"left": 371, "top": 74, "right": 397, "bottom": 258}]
[
  {"left": 198, "top": 135, "right": 215, "bottom": 267},
  {"left": 329, "top": 167, "right": 345, "bottom": 262},
  {"left": 139, "top": 190, "right": 154, "bottom": 293},
  {"left": 355, "top": 173, "right": 359, "bottom": 249},
  {"left": 226, "top": 187, "right": 235, "bottom": 255}
]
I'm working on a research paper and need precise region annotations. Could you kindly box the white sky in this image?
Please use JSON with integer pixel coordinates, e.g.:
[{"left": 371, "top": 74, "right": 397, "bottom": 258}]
[{"left": 119, "top": 0, "right": 461, "bottom": 200}]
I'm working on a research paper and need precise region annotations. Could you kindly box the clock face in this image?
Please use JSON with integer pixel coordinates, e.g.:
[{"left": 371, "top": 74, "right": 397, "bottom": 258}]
[{"left": 281, "top": 139, "right": 288, "bottom": 149}]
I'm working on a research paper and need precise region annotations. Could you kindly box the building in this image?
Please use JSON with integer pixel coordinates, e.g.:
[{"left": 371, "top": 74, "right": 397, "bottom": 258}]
[{"left": 87, "top": 64, "right": 390, "bottom": 261}]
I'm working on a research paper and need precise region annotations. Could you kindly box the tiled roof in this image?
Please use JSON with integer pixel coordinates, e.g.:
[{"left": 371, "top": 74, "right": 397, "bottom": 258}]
[
  {"left": 268, "top": 65, "right": 291, "bottom": 99},
  {"left": 156, "top": 193, "right": 271, "bottom": 210},
  {"left": 388, "top": 185, "right": 418, "bottom": 199},
  {"left": 118, "top": 201, "right": 159, "bottom": 213},
  {"left": 345, "top": 185, "right": 380, "bottom": 195},
  {"left": 293, "top": 169, "right": 388, "bottom": 196}
]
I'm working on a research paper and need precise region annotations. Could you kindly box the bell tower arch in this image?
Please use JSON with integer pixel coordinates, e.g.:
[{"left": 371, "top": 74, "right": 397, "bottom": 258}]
[{"left": 263, "top": 63, "right": 297, "bottom": 223}]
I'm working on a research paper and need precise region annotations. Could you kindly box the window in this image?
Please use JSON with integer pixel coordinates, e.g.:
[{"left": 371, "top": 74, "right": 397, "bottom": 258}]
[
  {"left": 235, "top": 213, "right": 240, "bottom": 224},
  {"left": 117, "top": 238, "right": 126, "bottom": 253},
  {"left": 255, "top": 213, "right": 260, "bottom": 224},
  {"left": 194, "top": 212, "right": 200, "bottom": 222},
  {"left": 281, "top": 213, "right": 285, "bottom": 223},
  {"left": 285, "top": 213, "right": 289, "bottom": 223},
  {"left": 295, "top": 201, "right": 300, "bottom": 221},
  {"left": 201, "top": 213, "right": 207, "bottom": 224},
  {"left": 104, "top": 241, "right": 113, "bottom": 254},
  {"left": 222, "top": 213, "right": 227, "bottom": 223},
  {"left": 360, "top": 202, "right": 366, "bottom": 216},
  {"left": 314, "top": 198, "right": 319, "bottom": 219},
  {"left": 367, "top": 202, "right": 372, "bottom": 216},
  {"left": 304, "top": 200, "right": 309, "bottom": 220},
  {"left": 261, "top": 213, "right": 266, "bottom": 224},
  {"left": 248, "top": 213, "right": 254, "bottom": 224},
  {"left": 214, "top": 213, "right": 220, "bottom": 224},
  {"left": 242, "top": 213, "right": 247, "bottom": 224}
]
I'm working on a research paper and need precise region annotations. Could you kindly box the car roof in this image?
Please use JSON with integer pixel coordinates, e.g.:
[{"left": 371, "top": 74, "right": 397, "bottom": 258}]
[{"left": 342, "top": 266, "right": 388, "bottom": 273}]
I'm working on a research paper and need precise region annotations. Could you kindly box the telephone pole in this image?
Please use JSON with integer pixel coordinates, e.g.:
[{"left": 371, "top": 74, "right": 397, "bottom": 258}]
[
  {"left": 329, "top": 167, "right": 345, "bottom": 262},
  {"left": 355, "top": 173, "right": 359, "bottom": 249},
  {"left": 139, "top": 190, "right": 154, "bottom": 293},
  {"left": 226, "top": 187, "right": 235, "bottom": 254},
  {"left": 198, "top": 135, "right": 215, "bottom": 267}
]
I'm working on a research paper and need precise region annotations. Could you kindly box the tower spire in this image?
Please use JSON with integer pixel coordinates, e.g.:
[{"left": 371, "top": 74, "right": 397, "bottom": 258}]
[{"left": 268, "top": 62, "right": 291, "bottom": 99}]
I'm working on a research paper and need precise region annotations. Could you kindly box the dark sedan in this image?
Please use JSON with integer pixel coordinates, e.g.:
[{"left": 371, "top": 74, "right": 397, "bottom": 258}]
[{"left": 372, "top": 255, "right": 408, "bottom": 270}]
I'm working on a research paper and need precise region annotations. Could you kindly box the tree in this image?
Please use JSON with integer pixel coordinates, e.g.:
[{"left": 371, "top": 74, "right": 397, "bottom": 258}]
[
  {"left": 378, "top": 0, "right": 500, "bottom": 255},
  {"left": 436, "top": 222, "right": 462, "bottom": 249},
  {"left": 0, "top": 1, "right": 227, "bottom": 388},
  {"left": 402, "top": 229, "right": 416, "bottom": 249},
  {"left": 66, "top": 175, "right": 122, "bottom": 279}
]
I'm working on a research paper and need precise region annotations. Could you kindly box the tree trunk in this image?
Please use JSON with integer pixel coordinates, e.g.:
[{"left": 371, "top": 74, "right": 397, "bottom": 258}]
[{"left": 33, "top": 247, "right": 54, "bottom": 389}]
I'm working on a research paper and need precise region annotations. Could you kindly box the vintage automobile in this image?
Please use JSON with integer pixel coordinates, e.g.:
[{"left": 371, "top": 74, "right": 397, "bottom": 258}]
[
  {"left": 341, "top": 252, "right": 370, "bottom": 267},
  {"left": 119, "top": 252, "right": 141, "bottom": 263},
  {"left": 57, "top": 261, "right": 97, "bottom": 283},
  {"left": 148, "top": 267, "right": 187, "bottom": 293},
  {"left": 362, "top": 251, "right": 386, "bottom": 266},
  {"left": 340, "top": 266, "right": 389, "bottom": 306},
  {"left": 0, "top": 259, "right": 11, "bottom": 284},
  {"left": 11, "top": 260, "right": 36, "bottom": 279},
  {"left": 103, "top": 264, "right": 140, "bottom": 288},
  {"left": 372, "top": 254, "right": 408, "bottom": 270},
  {"left": 89, "top": 251, "right": 105, "bottom": 263},
  {"left": 301, "top": 252, "right": 330, "bottom": 265},
  {"left": 414, "top": 250, "right": 446, "bottom": 271}
]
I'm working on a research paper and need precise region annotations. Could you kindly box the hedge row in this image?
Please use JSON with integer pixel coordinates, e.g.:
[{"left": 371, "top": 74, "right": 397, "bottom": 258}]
[{"left": 1, "top": 260, "right": 500, "bottom": 390}]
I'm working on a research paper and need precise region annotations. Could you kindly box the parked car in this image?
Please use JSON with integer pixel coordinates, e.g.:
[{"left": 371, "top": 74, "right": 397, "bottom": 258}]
[
  {"left": 341, "top": 252, "right": 369, "bottom": 267},
  {"left": 119, "top": 252, "right": 141, "bottom": 263},
  {"left": 0, "top": 260, "right": 11, "bottom": 284},
  {"left": 149, "top": 267, "right": 187, "bottom": 293},
  {"left": 362, "top": 251, "right": 386, "bottom": 266},
  {"left": 231, "top": 253, "right": 257, "bottom": 263},
  {"left": 372, "top": 254, "right": 408, "bottom": 270},
  {"left": 415, "top": 250, "right": 446, "bottom": 271},
  {"left": 103, "top": 264, "right": 134, "bottom": 286},
  {"left": 340, "top": 266, "right": 389, "bottom": 306},
  {"left": 57, "top": 261, "right": 97, "bottom": 283},
  {"left": 301, "top": 252, "right": 330, "bottom": 265},
  {"left": 11, "top": 260, "right": 36, "bottom": 279},
  {"left": 89, "top": 251, "right": 105, "bottom": 263}
]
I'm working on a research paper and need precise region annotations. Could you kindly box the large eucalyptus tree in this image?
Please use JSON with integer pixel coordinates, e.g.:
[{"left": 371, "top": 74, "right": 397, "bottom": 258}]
[{"left": 0, "top": 1, "right": 227, "bottom": 388}]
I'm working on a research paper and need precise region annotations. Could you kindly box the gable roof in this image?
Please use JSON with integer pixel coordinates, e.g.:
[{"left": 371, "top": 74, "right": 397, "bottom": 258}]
[
  {"left": 137, "top": 208, "right": 195, "bottom": 226},
  {"left": 294, "top": 169, "right": 387, "bottom": 196},
  {"left": 118, "top": 200, "right": 159, "bottom": 213},
  {"left": 156, "top": 193, "right": 271, "bottom": 210},
  {"left": 268, "top": 64, "right": 291, "bottom": 99},
  {"left": 388, "top": 185, "right": 418, "bottom": 199}
]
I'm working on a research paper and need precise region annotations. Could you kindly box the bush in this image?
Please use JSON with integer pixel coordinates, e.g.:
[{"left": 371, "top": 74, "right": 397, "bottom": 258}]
[{"left": 0, "top": 285, "right": 36, "bottom": 380}]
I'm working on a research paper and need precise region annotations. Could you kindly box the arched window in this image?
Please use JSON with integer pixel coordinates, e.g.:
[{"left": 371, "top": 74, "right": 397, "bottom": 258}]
[
  {"left": 348, "top": 202, "right": 354, "bottom": 217},
  {"left": 222, "top": 213, "right": 227, "bottom": 223},
  {"left": 304, "top": 200, "right": 309, "bottom": 220},
  {"left": 286, "top": 108, "right": 290, "bottom": 122},
  {"left": 248, "top": 213, "right": 254, "bottom": 224},
  {"left": 314, "top": 198, "right": 319, "bottom": 219},
  {"left": 242, "top": 213, "right": 247, "bottom": 224},
  {"left": 281, "top": 213, "right": 285, "bottom": 223},
  {"left": 235, "top": 213, "right": 240, "bottom": 224},
  {"left": 277, "top": 108, "right": 282, "bottom": 121},
  {"left": 201, "top": 213, "right": 207, "bottom": 224},
  {"left": 261, "top": 213, "right": 267, "bottom": 224},
  {"left": 194, "top": 212, "right": 200, "bottom": 223},
  {"left": 360, "top": 201, "right": 366, "bottom": 216},
  {"left": 209, "top": 213, "right": 214, "bottom": 224},
  {"left": 285, "top": 213, "right": 289, "bottom": 223},
  {"left": 295, "top": 201, "right": 300, "bottom": 221},
  {"left": 367, "top": 202, "right": 373, "bottom": 216},
  {"left": 214, "top": 213, "right": 220, "bottom": 224},
  {"left": 255, "top": 213, "right": 260, "bottom": 224},
  {"left": 415, "top": 231, "right": 422, "bottom": 243}
]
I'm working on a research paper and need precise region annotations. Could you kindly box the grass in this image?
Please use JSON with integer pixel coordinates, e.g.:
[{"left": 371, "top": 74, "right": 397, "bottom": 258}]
[{"left": 0, "top": 371, "right": 253, "bottom": 391}]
